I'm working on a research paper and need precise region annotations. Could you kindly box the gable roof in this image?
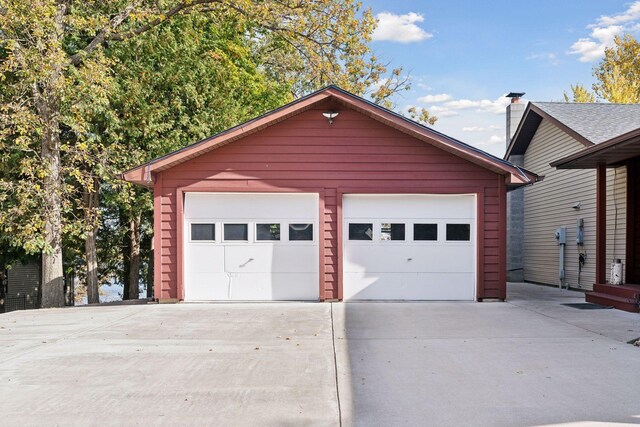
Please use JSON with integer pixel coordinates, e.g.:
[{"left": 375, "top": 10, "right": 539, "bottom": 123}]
[
  {"left": 122, "top": 85, "right": 538, "bottom": 188},
  {"left": 505, "top": 101, "right": 640, "bottom": 158}
]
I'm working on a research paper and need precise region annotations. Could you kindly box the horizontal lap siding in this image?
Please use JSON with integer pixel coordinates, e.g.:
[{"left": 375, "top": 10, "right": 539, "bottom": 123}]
[
  {"left": 523, "top": 119, "right": 626, "bottom": 290},
  {"left": 156, "top": 104, "right": 503, "bottom": 300}
]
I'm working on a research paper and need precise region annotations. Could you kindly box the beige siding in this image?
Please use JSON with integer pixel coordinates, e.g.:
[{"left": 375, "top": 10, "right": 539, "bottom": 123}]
[{"left": 523, "top": 119, "right": 626, "bottom": 290}]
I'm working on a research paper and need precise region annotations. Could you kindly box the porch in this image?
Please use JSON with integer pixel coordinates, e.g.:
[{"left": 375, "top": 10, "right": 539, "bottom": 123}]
[{"left": 551, "top": 128, "right": 640, "bottom": 312}]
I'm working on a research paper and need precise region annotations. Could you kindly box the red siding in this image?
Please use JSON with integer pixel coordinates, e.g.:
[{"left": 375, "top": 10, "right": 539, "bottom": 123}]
[{"left": 155, "top": 102, "right": 505, "bottom": 301}]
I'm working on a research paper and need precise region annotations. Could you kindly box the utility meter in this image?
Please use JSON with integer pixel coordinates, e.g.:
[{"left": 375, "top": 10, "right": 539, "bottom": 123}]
[
  {"left": 555, "top": 227, "right": 567, "bottom": 245},
  {"left": 576, "top": 218, "right": 584, "bottom": 246}
]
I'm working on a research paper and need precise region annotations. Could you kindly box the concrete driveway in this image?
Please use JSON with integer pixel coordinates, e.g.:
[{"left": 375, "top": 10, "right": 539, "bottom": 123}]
[{"left": 1, "top": 283, "right": 639, "bottom": 426}]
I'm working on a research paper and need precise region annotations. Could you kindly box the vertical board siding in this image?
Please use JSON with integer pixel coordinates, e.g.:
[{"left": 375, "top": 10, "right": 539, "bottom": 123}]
[
  {"left": 156, "top": 104, "right": 503, "bottom": 300},
  {"left": 523, "top": 119, "right": 626, "bottom": 290}
]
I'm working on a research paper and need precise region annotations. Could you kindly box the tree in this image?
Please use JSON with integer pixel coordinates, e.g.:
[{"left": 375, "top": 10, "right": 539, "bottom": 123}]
[
  {"left": 593, "top": 34, "right": 640, "bottom": 103},
  {"left": 1, "top": 1, "right": 423, "bottom": 307},
  {"left": 563, "top": 84, "right": 596, "bottom": 103},
  {"left": 565, "top": 34, "right": 639, "bottom": 103}
]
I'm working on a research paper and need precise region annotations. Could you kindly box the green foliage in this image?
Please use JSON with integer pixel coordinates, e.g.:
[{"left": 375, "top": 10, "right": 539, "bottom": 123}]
[
  {"left": 593, "top": 34, "right": 640, "bottom": 103},
  {"left": 0, "top": 0, "right": 435, "bottom": 295},
  {"left": 564, "top": 34, "right": 639, "bottom": 104},
  {"left": 564, "top": 84, "right": 596, "bottom": 103}
]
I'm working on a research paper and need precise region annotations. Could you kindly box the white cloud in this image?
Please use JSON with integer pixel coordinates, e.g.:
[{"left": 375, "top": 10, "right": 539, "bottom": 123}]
[
  {"left": 473, "top": 134, "right": 504, "bottom": 148},
  {"left": 526, "top": 52, "right": 560, "bottom": 65},
  {"left": 596, "top": 1, "right": 640, "bottom": 26},
  {"left": 418, "top": 93, "right": 452, "bottom": 103},
  {"left": 427, "top": 105, "right": 459, "bottom": 117},
  {"left": 442, "top": 95, "right": 511, "bottom": 115},
  {"left": 373, "top": 12, "right": 433, "bottom": 43},
  {"left": 569, "top": 2, "right": 640, "bottom": 62},
  {"left": 462, "top": 125, "right": 501, "bottom": 132}
]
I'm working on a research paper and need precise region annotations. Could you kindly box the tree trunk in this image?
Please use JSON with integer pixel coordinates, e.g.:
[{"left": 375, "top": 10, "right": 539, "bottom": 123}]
[
  {"left": 146, "top": 236, "right": 154, "bottom": 299},
  {"left": 35, "top": 3, "right": 67, "bottom": 309},
  {"left": 126, "top": 212, "right": 142, "bottom": 300},
  {"left": 121, "top": 208, "right": 131, "bottom": 300},
  {"left": 37, "top": 95, "right": 65, "bottom": 308},
  {"left": 83, "top": 177, "right": 100, "bottom": 304}
]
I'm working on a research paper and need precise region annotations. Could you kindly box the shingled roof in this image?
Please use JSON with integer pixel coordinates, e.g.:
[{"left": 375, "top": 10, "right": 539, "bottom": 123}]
[{"left": 505, "top": 101, "right": 640, "bottom": 158}]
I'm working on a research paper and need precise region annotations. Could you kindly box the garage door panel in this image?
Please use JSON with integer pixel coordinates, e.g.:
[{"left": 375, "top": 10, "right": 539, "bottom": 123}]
[
  {"left": 344, "top": 245, "right": 475, "bottom": 273},
  {"left": 184, "top": 273, "right": 230, "bottom": 300},
  {"left": 343, "top": 272, "right": 475, "bottom": 300},
  {"left": 186, "top": 193, "right": 317, "bottom": 219},
  {"left": 228, "top": 273, "right": 318, "bottom": 300},
  {"left": 343, "top": 194, "right": 476, "bottom": 301},
  {"left": 343, "top": 194, "right": 475, "bottom": 219},
  {"left": 224, "top": 245, "right": 319, "bottom": 273},
  {"left": 185, "top": 246, "right": 225, "bottom": 273},
  {"left": 183, "top": 192, "right": 319, "bottom": 301}
]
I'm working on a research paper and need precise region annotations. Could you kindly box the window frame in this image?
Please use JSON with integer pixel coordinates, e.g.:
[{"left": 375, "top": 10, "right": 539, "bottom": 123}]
[
  {"left": 412, "top": 223, "right": 439, "bottom": 242},
  {"left": 287, "top": 222, "right": 316, "bottom": 243},
  {"left": 444, "top": 222, "right": 472, "bottom": 243},
  {"left": 348, "top": 222, "right": 375, "bottom": 242},
  {"left": 188, "top": 222, "right": 218, "bottom": 243},
  {"left": 222, "top": 222, "right": 250, "bottom": 242},
  {"left": 255, "top": 222, "right": 282, "bottom": 243},
  {"left": 379, "top": 222, "right": 407, "bottom": 242}
]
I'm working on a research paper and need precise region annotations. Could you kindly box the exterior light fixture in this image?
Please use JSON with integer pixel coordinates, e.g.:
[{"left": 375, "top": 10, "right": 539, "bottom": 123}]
[
  {"left": 572, "top": 201, "right": 581, "bottom": 210},
  {"left": 322, "top": 111, "right": 339, "bottom": 124}
]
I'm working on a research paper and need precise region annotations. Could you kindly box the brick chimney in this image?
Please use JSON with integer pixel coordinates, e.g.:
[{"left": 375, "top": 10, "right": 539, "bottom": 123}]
[{"left": 505, "top": 92, "right": 526, "bottom": 147}]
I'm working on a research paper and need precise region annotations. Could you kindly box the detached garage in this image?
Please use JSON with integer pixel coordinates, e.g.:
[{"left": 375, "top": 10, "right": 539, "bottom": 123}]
[{"left": 122, "top": 86, "right": 538, "bottom": 302}]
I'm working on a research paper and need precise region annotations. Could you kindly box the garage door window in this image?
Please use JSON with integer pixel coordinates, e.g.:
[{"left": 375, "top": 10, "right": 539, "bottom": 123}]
[
  {"left": 224, "top": 223, "right": 248, "bottom": 241},
  {"left": 349, "top": 223, "right": 373, "bottom": 240},
  {"left": 413, "top": 223, "right": 438, "bottom": 241},
  {"left": 289, "top": 223, "right": 313, "bottom": 241},
  {"left": 191, "top": 223, "right": 215, "bottom": 241},
  {"left": 446, "top": 224, "right": 470, "bottom": 241},
  {"left": 380, "top": 223, "right": 405, "bottom": 241},
  {"left": 256, "top": 223, "right": 280, "bottom": 241}
]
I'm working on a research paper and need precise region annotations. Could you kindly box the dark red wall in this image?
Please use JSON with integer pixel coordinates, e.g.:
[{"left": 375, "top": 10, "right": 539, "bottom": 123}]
[{"left": 154, "top": 101, "right": 506, "bottom": 301}]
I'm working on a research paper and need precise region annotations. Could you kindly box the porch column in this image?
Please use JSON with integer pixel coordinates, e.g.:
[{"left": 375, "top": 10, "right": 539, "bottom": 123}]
[{"left": 596, "top": 164, "right": 607, "bottom": 284}]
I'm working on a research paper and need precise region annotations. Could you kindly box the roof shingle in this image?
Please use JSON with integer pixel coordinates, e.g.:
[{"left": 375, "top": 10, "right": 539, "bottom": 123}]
[{"left": 532, "top": 102, "right": 640, "bottom": 144}]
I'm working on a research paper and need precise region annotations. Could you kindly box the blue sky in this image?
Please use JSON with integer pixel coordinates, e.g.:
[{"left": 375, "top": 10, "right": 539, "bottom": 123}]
[{"left": 363, "top": 1, "right": 640, "bottom": 157}]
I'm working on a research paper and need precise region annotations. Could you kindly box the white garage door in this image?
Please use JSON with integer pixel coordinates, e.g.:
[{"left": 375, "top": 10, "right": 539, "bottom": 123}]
[
  {"left": 343, "top": 194, "right": 476, "bottom": 300},
  {"left": 184, "top": 193, "right": 319, "bottom": 301}
]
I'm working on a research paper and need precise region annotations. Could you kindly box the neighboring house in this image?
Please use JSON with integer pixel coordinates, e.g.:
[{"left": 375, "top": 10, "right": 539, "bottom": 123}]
[
  {"left": 505, "top": 100, "right": 640, "bottom": 310},
  {"left": 1, "top": 260, "right": 40, "bottom": 313},
  {"left": 122, "top": 86, "right": 538, "bottom": 303},
  {"left": 552, "top": 126, "right": 640, "bottom": 312}
]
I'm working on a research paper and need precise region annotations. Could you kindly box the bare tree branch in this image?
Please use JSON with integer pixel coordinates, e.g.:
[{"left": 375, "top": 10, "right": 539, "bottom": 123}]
[
  {"left": 109, "top": 0, "right": 221, "bottom": 42},
  {"left": 69, "top": 4, "right": 136, "bottom": 66}
]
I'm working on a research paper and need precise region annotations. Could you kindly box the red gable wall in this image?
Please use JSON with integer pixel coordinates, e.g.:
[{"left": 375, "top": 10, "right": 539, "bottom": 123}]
[{"left": 154, "top": 101, "right": 506, "bottom": 301}]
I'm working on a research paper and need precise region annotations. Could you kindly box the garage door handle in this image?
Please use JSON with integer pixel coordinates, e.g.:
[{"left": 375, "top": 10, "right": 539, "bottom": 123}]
[
  {"left": 239, "top": 258, "right": 254, "bottom": 268},
  {"left": 407, "top": 258, "right": 412, "bottom": 261}
]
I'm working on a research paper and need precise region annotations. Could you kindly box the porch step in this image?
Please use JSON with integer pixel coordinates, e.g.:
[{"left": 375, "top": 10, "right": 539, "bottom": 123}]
[
  {"left": 585, "top": 291, "right": 639, "bottom": 313},
  {"left": 593, "top": 283, "right": 640, "bottom": 299}
]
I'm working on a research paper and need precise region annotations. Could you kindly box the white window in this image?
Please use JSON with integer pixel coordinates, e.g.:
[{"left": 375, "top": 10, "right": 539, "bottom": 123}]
[
  {"left": 413, "top": 223, "right": 438, "bottom": 241},
  {"left": 446, "top": 224, "right": 470, "bottom": 241},
  {"left": 191, "top": 223, "right": 215, "bottom": 241},
  {"left": 380, "top": 223, "right": 405, "bottom": 241},
  {"left": 256, "top": 223, "right": 281, "bottom": 241},
  {"left": 289, "top": 223, "right": 313, "bottom": 241},
  {"left": 224, "top": 223, "right": 248, "bottom": 241},
  {"left": 349, "top": 223, "right": 373, "bottom": 241}
]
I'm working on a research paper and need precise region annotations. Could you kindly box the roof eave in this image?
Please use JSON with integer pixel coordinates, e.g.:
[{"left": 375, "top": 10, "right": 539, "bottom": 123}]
[{"left": 552, "top": 127, "right": 640, "bottom": 169}]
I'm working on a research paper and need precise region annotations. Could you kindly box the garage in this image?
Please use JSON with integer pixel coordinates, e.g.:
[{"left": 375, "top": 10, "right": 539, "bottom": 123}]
[
  {"left": 343, "top": 194, "right": 476, "bottom": 300},
  {"left": 183, "top": 193, "right": 319, "bottom": 301},
  {"left": 122, "top": 85, "right": 538, "bottom": 302}
]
